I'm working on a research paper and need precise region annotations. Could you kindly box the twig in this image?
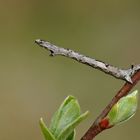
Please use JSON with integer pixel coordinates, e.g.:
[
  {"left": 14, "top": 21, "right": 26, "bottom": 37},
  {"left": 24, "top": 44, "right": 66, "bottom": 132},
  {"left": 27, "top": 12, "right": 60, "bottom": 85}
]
[
  {"left": 35, "top": 39, "right": 140, "bottom": 140},
  {"left": 35, "top": 39, "right": 140, "bottom": 83},
  {"left": 81, "top": 70, "right": 140, "bottom": 140}
]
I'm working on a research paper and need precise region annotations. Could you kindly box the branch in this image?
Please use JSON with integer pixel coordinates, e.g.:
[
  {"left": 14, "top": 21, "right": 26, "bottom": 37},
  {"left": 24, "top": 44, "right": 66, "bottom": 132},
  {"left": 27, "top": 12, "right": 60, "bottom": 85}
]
[
  {"left": 35, "top": 39, "right": 140, "bottom": 83},
  {"left": 35, "top": 39, "right": 140, "bottom": 140},
  {"left": 81, "top": 70, "right": 140, "bottom": 140}
]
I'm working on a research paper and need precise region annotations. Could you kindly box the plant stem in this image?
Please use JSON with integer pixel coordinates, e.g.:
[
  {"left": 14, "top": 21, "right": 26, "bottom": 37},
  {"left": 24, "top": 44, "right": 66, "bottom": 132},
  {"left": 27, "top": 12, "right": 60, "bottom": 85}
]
[
  {"left": 35, "top": 39, "right": 140, "bottom": 83},
  {"left": 81, "top": 70, "right": 140, "bottom": 140}
]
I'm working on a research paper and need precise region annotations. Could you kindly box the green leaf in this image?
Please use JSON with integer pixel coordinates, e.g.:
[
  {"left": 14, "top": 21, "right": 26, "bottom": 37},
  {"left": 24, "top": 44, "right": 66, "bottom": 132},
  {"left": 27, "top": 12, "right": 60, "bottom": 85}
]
[
  {"left": 40, "top": 95, "right": 89, "bottom": 140},
  {"left": 39, "top": 118, "right": 56, "bottom": 140},
  {"left": 49, "top": 95, "right": 89, "bottom": 140},
  {"left": 49, "top": 96, "right": 81, "bottom": 137},
  {"left": 66, "top": 131, "right": 75, "bottom": 140},
  {"left": 49, "top": 96, "right": 76, "bottom": 133},
  {"left": 57, "top": 111, "right": 89, "bottom": 140},
  {"left": 107, "top": 90, "right": 138, "bottom": 126}
]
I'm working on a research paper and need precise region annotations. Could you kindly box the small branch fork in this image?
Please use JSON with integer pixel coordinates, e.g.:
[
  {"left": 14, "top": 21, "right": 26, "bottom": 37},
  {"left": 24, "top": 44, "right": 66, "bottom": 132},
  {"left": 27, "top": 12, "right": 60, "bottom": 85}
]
[
  {"left": 80, "top": 70, "right": 140, "bottom": 140},
  {"left": 35, "top": 39, "right": 140, "bottom": 140}
]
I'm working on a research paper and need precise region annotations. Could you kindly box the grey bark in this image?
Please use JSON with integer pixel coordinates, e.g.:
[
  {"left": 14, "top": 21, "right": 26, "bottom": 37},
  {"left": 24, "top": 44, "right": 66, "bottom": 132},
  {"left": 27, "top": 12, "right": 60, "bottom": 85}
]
[{"left": 35, "top": 39, "right": 140, "bottom": 83}]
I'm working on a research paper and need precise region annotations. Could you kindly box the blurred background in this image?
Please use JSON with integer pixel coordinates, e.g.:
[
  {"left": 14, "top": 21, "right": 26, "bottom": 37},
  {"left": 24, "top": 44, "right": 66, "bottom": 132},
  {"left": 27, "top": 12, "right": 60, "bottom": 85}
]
[{"left": 0, "top": 0, "right": 140, "bottom": 140}]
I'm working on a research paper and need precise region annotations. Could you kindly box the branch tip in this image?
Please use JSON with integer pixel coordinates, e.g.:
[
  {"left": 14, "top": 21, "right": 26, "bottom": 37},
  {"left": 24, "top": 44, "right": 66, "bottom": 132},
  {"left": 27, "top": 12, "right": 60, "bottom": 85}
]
[{"left": 35, "top": 39, "right": 42, "bottom": 44}]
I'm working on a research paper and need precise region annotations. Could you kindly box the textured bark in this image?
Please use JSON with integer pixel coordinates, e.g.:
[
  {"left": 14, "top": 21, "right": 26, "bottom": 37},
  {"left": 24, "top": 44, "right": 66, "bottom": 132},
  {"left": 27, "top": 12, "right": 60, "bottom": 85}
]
[{"left": 35, "top": 39, "right": 140, "bottom": 83}]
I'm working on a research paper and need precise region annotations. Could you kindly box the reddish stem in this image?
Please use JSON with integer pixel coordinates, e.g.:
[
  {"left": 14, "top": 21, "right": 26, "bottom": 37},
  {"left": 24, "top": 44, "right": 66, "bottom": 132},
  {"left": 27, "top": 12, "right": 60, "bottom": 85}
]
[{"left": 81, "top": 70, "right": 140, "bottom": 140}]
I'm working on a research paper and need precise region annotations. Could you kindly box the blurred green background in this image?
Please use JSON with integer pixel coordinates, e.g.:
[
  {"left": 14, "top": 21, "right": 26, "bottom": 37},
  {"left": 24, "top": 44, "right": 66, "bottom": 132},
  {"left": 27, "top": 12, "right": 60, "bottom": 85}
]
[{"left": 0, "top": 0, "right": 140, "bottom": 140}]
